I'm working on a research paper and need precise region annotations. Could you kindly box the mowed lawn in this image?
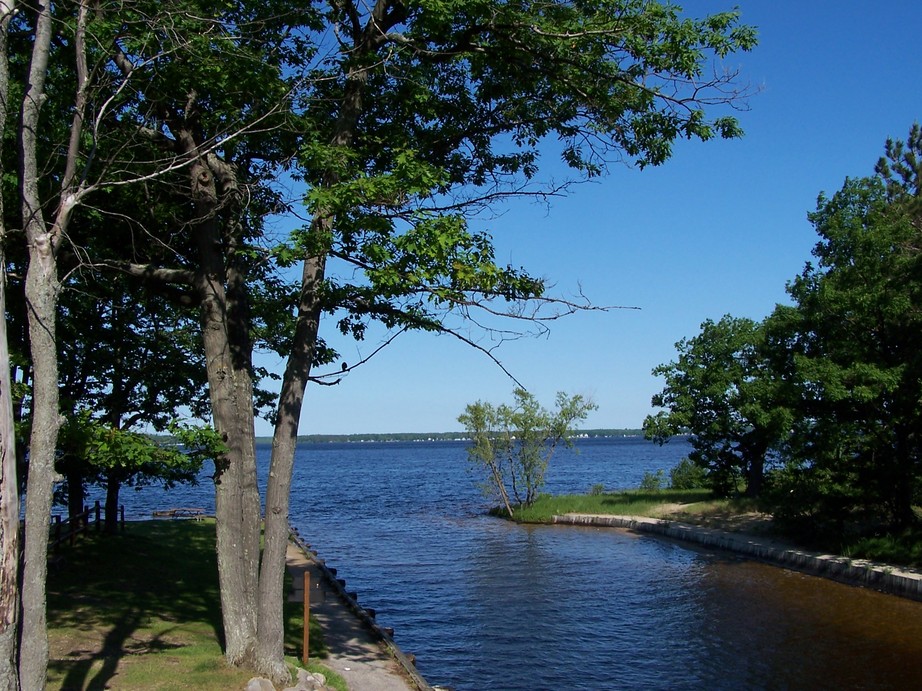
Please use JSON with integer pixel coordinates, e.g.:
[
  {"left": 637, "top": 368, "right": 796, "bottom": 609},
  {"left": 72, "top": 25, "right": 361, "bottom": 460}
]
[{"left": 45, "top": 519, "right": 336, "bottom": 690}]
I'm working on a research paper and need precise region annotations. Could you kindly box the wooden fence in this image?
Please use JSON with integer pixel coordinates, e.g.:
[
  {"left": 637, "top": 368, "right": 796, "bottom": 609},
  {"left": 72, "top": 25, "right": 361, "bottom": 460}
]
[{"left": 49, "top": 500, "right": 125, "bottom": 550}]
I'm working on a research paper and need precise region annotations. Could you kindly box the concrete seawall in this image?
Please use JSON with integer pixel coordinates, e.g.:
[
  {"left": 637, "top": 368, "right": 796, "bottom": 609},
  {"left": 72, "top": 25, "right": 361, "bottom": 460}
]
[
  {"left": 553, "top": 513, "right": 922, "bottom": 602},
  {"left": 288, "top": 528, "right": 433, "bottom": 691}
]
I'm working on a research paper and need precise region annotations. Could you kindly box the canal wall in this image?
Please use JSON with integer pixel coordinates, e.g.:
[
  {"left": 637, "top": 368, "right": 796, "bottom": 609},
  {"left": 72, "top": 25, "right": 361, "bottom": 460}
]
[
  {"left": 553, "top": 513, "right": 922, "bottom": 602},
  {"left": 288, "top": 527, "right": 433, "bottom": 691}
]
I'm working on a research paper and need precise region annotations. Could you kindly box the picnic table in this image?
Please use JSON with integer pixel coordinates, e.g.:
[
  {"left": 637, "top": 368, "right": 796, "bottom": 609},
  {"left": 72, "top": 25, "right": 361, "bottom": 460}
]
[{"left": 152, "top": 507, "right": 206, "bottom": 520}]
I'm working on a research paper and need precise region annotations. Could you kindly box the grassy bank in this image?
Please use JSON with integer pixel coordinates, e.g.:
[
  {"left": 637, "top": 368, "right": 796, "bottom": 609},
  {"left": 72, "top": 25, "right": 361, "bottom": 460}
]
[
  {"left": 511, "top": 489, "right": 922, "bottom": 568},
  {"left": 510, "top": 489, "right": 716, "bottom": 523},
  {"left": 46, "top": 520, "right": 345, "bottom": 690}
]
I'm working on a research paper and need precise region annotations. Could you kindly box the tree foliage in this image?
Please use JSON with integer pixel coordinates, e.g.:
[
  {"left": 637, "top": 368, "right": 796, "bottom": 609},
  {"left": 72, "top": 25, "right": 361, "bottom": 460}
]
[
  {"left": 459, "top": 389, "right": 596, "bottom": 516},
  {"left": 646, "top": 124, "right": 922, "bottom": 534},
  {"left": 644, "top": 315, "right": 790, "bottom": 497},
  {"left": 767, "top": 145, "right": 922, "bottom": 528},
  {"left": 0, "top": 0, "right": 757, "bottom": 684}
]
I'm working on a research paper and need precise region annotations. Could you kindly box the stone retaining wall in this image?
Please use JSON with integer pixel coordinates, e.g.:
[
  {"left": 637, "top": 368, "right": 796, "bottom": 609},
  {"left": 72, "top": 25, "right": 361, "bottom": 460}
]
[{"left": 553, "top": 513, "right": 922, "bottom": 601}]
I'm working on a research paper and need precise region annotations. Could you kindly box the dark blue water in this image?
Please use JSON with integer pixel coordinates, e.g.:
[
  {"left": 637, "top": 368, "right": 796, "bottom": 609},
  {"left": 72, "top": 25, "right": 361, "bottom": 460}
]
[{"left": 98, "top": 437, "right": 922, "bottom": 690}]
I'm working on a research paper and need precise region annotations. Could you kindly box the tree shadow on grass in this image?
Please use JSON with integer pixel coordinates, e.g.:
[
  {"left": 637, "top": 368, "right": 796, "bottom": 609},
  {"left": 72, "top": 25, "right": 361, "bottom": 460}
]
[
  {"left": 47, "top": 521, "right": 225, "bottom": 689},
  {"left": 52, "top": 610, "right": 187, "bottom": 690}
]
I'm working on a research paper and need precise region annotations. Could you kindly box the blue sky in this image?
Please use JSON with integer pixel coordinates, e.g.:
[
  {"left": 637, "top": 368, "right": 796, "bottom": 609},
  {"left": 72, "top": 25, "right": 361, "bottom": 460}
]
[{"left": 255, "top": 1, "right": 922, "bottom": 436}]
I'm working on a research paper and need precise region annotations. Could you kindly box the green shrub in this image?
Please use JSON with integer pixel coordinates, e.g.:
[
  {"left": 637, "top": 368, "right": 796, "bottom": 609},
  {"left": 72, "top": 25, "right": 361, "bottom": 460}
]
[
  {"left": 588, "top": 483, "right": 605, "bottom": 496},
  {"left": 639, "top": 469, "right": 665, "bottom": 492},
  {"left": 669, "top": 457, "right": 707, "bottom": 490}
]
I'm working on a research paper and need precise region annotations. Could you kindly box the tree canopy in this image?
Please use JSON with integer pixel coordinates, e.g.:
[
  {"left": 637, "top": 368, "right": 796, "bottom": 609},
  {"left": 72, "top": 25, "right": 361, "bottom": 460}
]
[
  {"left": 646, "top": 123, "right": 922, "bottom": 534},
  {"left": 460, "top": 388, "right": 596, "bottom": 516},
  {"left": 0, "top": 0, "right": 758, "bottom": 685}
]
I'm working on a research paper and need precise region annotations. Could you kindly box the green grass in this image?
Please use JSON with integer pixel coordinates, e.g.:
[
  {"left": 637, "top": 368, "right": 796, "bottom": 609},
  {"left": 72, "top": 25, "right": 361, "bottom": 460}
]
[
  {"left": 46, "top": 520, "right": 345, "bottom": 691},
  {"left": 510, "top": 488, "right": 715, "bottom": 522},
  {"left": 515, "top": 488, "right": 922, "bottom": 569}
]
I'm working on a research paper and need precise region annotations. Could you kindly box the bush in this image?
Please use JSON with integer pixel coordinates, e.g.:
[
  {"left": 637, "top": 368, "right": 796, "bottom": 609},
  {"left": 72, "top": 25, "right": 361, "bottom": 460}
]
[
  {"left": 639, "top": 470, "right": 665, "bottom": 492},
  {"left": 669, "top": 457, "right": 707, "bottom": 490},
  {"left": 588, "top": 483, "right": 605, "bottom": 496}
]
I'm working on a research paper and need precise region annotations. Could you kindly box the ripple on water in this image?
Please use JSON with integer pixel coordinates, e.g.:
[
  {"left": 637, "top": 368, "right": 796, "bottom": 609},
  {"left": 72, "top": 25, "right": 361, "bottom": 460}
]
[{"left": 96, "top": 439, "right": 922, "bottom": 690}]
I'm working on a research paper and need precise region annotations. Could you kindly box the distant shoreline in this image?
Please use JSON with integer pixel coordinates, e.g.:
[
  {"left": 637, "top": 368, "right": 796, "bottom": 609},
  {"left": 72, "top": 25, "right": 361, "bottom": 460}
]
[{"left": 254, "top": 428, "right": 645, "bottom": 444}]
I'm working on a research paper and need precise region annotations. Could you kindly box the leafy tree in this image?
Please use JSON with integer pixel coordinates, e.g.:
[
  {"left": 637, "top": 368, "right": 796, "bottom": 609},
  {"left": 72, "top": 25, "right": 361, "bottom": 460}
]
[
  {"left": 644, "top": 315, "right": 790, "bottom": 497},
  {"left": 459, "top": 389, "right": 596, "bottom": 517},
  {"left": 258, "top": 3, "right": 755, "bottom": 676},
  {"left": 59, "top": 415, "right": 209, "bottom": 534},
  {"left": 0, "top": 0, "right": 757, "bottom": 684},
  {"left": 51, "top": 273, "right": 211, "bottom": 523},
  {"left": 768, "top": 128, "right": 922, "bottom": 528}
]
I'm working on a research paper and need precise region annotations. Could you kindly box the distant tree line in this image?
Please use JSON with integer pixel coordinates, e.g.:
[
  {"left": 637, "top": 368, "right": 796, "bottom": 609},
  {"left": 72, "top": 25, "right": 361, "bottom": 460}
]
[
  {"left": 645, "top": 125, "right": 922, "bottom": 537},
  {"left": 282, "top": 428, "right": 643, "bottom": 444}
]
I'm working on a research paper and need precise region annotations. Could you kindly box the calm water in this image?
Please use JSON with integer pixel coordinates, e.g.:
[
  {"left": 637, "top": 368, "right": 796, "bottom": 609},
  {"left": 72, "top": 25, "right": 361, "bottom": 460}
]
[{"left": 102, "top": 437, "right": 922, "bottom": 690}]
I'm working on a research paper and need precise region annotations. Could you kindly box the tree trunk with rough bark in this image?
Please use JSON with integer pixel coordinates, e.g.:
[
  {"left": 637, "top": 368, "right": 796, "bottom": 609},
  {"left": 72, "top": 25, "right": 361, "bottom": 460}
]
[
  {"left": 256, "top": 250, "right": 326, "bottom": 683},
  {"left": 187, "top": 152, "right": 261, "bottom": 669},
  {"left": 0, "top": 0, "right": 19, "bottom": 684},
  {"left": 17, "top": 0, "right": 63, "bottom": 685},
  {"left": 19, "top": 243, "right": 60, "bottom": 690},
  {"left": 0, "top": 258, "right": 20, "bottom": 691},
  {"left": 255, "top": 25, "right": 377, "bottom": 679}
]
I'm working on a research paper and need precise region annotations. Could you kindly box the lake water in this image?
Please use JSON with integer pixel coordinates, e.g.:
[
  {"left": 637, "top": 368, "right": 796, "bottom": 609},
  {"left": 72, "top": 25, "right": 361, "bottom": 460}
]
[{"left": 101, "top": 437, "right": 922, "bottom": 690}]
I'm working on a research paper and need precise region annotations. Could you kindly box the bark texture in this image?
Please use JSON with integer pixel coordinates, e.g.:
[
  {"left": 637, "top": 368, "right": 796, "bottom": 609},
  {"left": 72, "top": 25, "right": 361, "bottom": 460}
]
[
  {"left": 0, "top": 259, "right": 20, "bottom": 691},
  {"left": 256, "top": 250, "right": 326, "bottom": 682},
  {"left": 187, "top": 149, "right": 261, "bottom": 668},
  {"left": 17, "top": 0, "right": 60, "bottom": 686},
  {"left": 0, "top": 0, "right": 19, "bottom": 684},
  {"left": 255, "top": 8, "right": 388, "bottom": 676}
]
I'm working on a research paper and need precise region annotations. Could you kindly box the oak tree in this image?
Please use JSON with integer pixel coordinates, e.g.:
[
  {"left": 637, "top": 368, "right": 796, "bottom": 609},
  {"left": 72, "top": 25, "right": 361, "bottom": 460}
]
[{"left": 644, "top": 316, "right": 790, "bottom": 497}]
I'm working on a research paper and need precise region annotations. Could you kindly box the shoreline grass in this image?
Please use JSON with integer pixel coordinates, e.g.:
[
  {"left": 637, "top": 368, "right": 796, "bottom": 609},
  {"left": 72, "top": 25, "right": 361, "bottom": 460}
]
[
  {"left": 508, "top": 488, "right": 715, "bottom": 523},
  {"left": 46, "top": 519, "right": 345, "bottom": 691},
  {"left": 506, "top": 488, "right": 922, "bottom": 569}
]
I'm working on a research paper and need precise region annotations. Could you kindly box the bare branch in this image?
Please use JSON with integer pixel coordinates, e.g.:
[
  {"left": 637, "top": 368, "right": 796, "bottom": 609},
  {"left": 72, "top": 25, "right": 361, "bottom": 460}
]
[{"left": 309, "top": 327, "right": 407, "bottom": 382}]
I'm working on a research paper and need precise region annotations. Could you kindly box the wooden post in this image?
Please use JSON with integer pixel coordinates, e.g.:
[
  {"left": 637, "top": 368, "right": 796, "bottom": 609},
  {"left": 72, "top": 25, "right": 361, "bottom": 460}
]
[
  {"left": 94, "top": 500, "right": 101, "bottom": 530},
  {"left": 302, "top": 571, "right": 310, "bottom": 666}
]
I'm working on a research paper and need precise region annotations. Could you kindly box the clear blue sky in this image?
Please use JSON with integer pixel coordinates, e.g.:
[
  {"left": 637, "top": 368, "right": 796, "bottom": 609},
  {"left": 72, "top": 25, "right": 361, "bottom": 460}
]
[{"left": 254, "top": 1, "right": 922, "bottom": 436}]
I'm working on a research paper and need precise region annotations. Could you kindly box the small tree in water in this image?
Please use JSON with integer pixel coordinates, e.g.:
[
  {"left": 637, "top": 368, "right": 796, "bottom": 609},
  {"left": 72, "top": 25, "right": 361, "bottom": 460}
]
[{"left": 459, "top": 389, "right": 596, "bottom": 517}]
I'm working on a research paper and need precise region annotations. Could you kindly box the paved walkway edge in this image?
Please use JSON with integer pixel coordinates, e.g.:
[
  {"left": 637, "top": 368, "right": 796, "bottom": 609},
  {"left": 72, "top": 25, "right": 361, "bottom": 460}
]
[
  {"left": 554, "top": 513, "right": 922, "bottom": 601},
  {"left": 288, "top": 527, "right": 433, "bottom": 691}
]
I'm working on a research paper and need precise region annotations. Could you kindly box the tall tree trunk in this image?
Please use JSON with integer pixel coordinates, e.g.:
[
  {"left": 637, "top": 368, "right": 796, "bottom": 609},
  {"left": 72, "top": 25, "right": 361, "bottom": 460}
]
[
  {"left": 17, "top": 0, "right": 61, "bottom": 685},
  {"left": 256, "top": 249, "right": 326, "bottom": 682},
  {"left": 19, "top": 240, "right": 59, "bottom": 691},
  {"left": 188, "top": 153, "right": 260, "bottom": 668},
  {"left": 0, "top": 258, "right": 20, "bottom": 691},
  {"left": 0, "top": 0, "right": 19, "bottom": 684},
  {"left": 255, "top": 24, "right": 382, "bottom": 675}
]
